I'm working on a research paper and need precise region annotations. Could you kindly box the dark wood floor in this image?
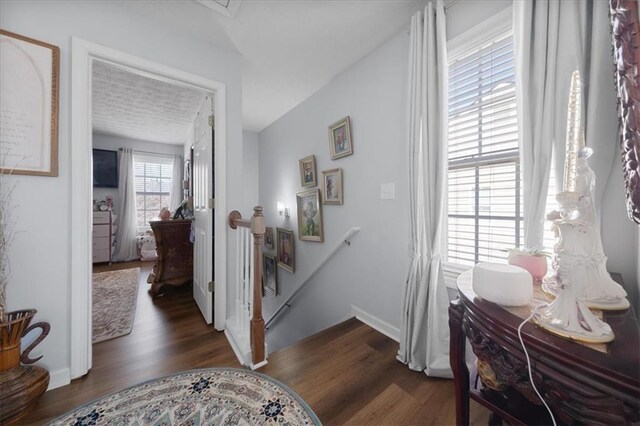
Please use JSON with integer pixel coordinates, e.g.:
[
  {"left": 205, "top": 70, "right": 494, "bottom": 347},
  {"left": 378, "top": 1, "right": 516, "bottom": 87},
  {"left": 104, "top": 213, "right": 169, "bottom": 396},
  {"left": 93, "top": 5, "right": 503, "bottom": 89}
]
[{"left": 21, "top": 260, "right": 490, "bottom": 425}]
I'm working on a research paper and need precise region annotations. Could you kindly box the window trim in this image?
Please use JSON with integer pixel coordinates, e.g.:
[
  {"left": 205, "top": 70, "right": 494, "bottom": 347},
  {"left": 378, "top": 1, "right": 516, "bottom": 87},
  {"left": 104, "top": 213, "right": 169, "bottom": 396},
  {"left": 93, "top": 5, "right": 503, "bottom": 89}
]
[{"left": 443, "top": 8, "right": 515, "bottom": 289}]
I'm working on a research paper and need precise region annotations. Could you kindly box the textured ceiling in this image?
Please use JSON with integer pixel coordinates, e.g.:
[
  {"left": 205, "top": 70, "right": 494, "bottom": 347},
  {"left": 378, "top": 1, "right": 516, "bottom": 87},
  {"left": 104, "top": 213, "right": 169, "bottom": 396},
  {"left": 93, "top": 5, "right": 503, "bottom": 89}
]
[
  {"left": 92, "top": 61, "right": 206, "bottom": 145},
  {"left": 116, "top": 0, "right": 425, "bottom": 132}
]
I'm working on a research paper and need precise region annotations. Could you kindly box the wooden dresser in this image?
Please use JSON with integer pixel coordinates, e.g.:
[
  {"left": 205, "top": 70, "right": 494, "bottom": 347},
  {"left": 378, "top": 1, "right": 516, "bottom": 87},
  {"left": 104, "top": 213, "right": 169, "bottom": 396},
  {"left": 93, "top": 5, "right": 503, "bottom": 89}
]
[
  {"left": 92, "top": 211, "right": 115, "bottom": 263},
  {"left": 449, "top": 272, "right": 640, "bottom": 425},
  {"left": 147, "top": 219, "right": 193, "bottom": 296}
]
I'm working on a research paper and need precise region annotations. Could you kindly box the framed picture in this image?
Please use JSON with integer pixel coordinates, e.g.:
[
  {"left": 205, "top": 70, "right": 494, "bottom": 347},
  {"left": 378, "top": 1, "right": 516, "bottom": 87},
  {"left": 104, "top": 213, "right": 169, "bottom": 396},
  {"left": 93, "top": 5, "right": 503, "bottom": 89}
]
[
  {"left": 299, "top": 154, "right": 317, "bottom": 187},
  {"left": 322, "top": 168, "right": 343, "bottom": 205},
  {"left": 328, "top": 116, "right": 352, "bottom": 160},
  {"left": 276, "top": 228, "right": 295, "bottom": 272},
  {"left": 0, "top": 30, "right": 60, "bottom": 176},
  {"left": 296, "top": 189, "right": 324, "bottom": 242},
  {"left": 263, "top": 253, "right": 277, "bottom": 295},
  {"left": 264, "top": 227, "right": 274, "bottom": 250}
]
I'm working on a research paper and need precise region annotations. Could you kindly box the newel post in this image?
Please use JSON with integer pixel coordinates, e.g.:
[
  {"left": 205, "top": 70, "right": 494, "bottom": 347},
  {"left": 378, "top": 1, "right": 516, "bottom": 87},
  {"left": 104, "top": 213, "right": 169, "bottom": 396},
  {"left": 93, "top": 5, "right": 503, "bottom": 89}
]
[{"left": 250, "top": 206, "right": 266, "bottom": 366}]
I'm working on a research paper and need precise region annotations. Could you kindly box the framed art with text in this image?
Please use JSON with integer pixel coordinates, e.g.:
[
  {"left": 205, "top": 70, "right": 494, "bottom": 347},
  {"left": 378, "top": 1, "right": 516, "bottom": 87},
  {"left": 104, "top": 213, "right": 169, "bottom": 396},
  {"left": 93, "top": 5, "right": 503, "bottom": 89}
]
[{"left": 0, "top": 29, "right": 59, "bottom": 176}]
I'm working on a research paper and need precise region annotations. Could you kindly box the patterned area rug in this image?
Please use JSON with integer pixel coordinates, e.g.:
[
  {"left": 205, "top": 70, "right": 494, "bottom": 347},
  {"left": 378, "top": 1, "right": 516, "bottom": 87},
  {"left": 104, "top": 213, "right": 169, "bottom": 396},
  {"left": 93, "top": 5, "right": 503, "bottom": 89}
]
[
  {"left": 48, "top": 368, "right": 321, "bottom": 425},
  {"left": 92, "top": 267, "right": 140, "bottom": 343}
]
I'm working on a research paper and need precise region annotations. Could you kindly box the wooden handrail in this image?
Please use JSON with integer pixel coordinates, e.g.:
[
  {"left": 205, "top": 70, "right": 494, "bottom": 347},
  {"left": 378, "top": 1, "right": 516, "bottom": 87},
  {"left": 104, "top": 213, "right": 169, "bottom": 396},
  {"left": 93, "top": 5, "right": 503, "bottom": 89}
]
[{"left": 227, "top": 207, "right": 266, "bottom": 367}]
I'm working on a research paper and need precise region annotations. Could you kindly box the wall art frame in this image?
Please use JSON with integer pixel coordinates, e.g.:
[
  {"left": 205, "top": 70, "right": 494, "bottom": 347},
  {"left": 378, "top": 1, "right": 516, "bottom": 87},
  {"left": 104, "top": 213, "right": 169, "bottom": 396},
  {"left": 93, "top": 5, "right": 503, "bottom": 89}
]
[
  {"left": 0, "top": 29, "right": 59, "bottom": 176},
  {"left": 296, "top": 188, "right": 324, "bottom": 242},
  {"left": 328, "top": 116, "right": 353, "bottom": 160},
  {"left": 322, "top": 167, "right": 343, "bottom": 205},
  {"left": 276, "top": 227, "right": 295, "bottom": 272},
  {"left": 299, "top": 154, "right": 317, "bottom": 187},
  {"left": 263, "top": 253, "right": 277, "bottom": 295}
]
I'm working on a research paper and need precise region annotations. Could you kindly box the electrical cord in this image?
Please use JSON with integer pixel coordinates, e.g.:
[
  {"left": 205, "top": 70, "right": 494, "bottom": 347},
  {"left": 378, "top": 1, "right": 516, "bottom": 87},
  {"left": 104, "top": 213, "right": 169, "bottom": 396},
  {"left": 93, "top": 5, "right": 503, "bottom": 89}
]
[{"left": 517, "top": 304, "right": 557, "bottom": 426}]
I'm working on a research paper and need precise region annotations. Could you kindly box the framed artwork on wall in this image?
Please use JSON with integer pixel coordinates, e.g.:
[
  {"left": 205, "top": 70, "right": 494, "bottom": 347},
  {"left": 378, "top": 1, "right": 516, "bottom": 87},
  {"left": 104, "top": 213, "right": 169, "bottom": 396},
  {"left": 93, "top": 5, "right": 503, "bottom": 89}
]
[
  {"left": 322, "top": 168, "right": 343, "bottom": 205},
  {"left": 0, "top": 29, "right": 60, "bottom": 176},
  {"left": 263, "top": 253, "right": 277, "bottom": 295},
  {"left": 299, "top": 154, "right": 317, "bottom": 187},
  {"left": 276, "top": 228, "right": 295, "bottom": 272},
  {"left": 264, "top": 227, "right": 274, "bottom": 250},
  {"left": 328, "top": 116, "right": 352, "bottom": 160},
  {"left": 296, "top": 189, "right": 324, "bottom": 242}
]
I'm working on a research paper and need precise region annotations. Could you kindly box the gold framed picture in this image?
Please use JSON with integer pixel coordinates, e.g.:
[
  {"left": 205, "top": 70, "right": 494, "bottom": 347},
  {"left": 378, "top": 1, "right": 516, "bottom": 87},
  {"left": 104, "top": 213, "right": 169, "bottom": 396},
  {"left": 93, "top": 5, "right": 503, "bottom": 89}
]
[
  {"left": 322, "top": 168, "right": 343, "bottom": 205},
  {"left": 328, "top": 116, "right": 352, "bottom": 160},
  {"left": 296, "top": 189, "right": 324, "bottom": 242},
  {"left": 264, "top": 227, "right": 274, "bottom": 250},
  {"left": 276, "top": 228, "right": 295, "bottom": 272},
  {"left": 0, "top": 29, "right": 60, "bottom": 176},
  {"left": 263, "top": 253, "right": 277, "bottom": 295},
  {"left": 299, "top": 154, "right": 317, "bottom": 187}
]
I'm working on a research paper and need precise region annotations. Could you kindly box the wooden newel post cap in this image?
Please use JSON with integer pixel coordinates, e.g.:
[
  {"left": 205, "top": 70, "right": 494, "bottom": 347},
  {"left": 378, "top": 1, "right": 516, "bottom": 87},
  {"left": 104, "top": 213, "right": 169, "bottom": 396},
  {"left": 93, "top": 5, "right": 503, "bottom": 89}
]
[
  {"left": 251, "top": 206, "right": 265, "bottom": 235},
  {"left": 228, "top": 210, "right": 242, "bottom": 229}
]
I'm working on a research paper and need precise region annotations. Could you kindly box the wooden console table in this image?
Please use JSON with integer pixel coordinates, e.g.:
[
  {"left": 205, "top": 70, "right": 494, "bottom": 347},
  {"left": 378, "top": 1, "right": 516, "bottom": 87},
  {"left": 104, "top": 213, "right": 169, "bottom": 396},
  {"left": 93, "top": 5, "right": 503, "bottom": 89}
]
[
  {"left": 449, "top": 272, "right": 640, "bottom": 425},
  {"left": 147, "top": 219, "right": 193, "bottom": 296}
]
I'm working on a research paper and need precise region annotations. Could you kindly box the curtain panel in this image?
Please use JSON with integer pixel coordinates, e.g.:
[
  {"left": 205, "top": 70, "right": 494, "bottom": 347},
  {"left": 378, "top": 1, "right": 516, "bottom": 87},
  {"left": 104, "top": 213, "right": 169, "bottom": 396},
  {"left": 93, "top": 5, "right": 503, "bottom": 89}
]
[
  {"left": 397, "top": 0, "right": 452, "bottom": 378},
  {"left": 515, "top": 0, "right": 618, "bottom": 248},
  {"left": 112, "top": 148, "right": 139, "bottom": 262}
]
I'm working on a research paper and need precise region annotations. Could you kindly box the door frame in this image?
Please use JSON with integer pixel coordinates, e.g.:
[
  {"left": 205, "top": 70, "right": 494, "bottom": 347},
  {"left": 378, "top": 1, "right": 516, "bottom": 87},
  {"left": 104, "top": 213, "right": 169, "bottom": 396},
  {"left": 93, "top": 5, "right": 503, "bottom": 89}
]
[{"left": 70, "top": 37, "right": 227, "bottom": 379}]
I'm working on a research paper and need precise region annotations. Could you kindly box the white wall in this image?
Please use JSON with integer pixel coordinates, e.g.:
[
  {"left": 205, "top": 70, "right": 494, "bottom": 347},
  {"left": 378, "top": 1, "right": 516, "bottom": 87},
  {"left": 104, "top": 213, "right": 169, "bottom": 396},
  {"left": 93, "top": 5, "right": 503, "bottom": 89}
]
[
  {"left": 242, "top": 131, "right": 259, "bottom": 214},
  {"left": 1, "top": 1, "right": 244, "bottom": 389},
  {"left": 92, "top": 133, "right": 183, "bottom": 213},
  {"left": 259, "top": 30, "right": 409, "bottom": 351}
]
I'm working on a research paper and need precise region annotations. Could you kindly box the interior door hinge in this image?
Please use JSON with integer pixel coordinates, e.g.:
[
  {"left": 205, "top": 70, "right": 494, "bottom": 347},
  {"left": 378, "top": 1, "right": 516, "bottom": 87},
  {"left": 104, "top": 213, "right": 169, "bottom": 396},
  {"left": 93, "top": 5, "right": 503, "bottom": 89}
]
[
  {"left": 209, "top": 198, "right": 215, "bottom": 209},
  {"left": 208, "top": 281, "right": 215, "bottom": 292},
  {"left": 208, "top": 114, "right": 215, "bottom": 128}
]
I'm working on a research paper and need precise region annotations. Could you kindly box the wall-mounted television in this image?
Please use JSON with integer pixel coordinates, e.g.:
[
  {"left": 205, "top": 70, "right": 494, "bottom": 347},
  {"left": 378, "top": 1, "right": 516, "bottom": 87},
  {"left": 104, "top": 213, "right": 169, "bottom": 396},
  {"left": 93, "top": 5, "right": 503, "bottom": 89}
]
[{"left": 93, "top": 149, "right": 118, "bottom": 188}]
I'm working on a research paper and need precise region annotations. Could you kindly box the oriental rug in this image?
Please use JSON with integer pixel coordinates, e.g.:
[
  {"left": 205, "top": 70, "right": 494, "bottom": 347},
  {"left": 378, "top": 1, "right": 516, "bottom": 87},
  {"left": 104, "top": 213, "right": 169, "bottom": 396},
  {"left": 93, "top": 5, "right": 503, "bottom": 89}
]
[
  {"left": 48, "top": 368, "right": 321, "bottom": 425},
  {"left": 92, "top": 267, "right": 140, "bottom": 343}
]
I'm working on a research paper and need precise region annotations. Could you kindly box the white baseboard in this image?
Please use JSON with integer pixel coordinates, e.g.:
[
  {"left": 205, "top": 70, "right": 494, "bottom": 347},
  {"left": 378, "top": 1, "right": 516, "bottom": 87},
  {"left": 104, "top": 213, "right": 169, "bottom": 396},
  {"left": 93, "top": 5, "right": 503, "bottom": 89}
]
[
  {"left": 351, "top": 305, "right": 400, "bottom": 342},
  {"left": 48, "top": 367, "right": 71, "bottom": 391}
]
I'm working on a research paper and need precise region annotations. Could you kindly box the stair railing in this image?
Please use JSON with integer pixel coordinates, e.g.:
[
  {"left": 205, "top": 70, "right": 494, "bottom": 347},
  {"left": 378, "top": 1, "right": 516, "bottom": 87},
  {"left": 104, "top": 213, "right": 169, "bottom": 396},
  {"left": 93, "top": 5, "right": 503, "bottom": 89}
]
[
  {"left": 227, "top": 206, "right": 266, "bottom": 369},
  {"left": 265, "top": 227, "right": 361, "bottom": 330}
]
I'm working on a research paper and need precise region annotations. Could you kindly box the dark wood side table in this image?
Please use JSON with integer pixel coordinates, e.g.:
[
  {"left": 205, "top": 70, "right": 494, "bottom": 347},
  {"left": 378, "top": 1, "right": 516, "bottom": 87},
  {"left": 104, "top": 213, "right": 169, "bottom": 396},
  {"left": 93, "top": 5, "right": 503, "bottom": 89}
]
[
  {"left": 147, "top": 219, "right": 194, "bottom": 296},
  {"left": 449, "top": 271, "right": 640, "bottom": 425}
]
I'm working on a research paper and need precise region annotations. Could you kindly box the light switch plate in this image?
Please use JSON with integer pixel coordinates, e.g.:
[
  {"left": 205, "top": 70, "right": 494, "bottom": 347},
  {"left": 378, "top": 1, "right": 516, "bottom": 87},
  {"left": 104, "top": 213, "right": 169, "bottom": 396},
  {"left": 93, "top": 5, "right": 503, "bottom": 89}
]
[{"left": 380, "top": 183, "right": 395, "bottom": 200}]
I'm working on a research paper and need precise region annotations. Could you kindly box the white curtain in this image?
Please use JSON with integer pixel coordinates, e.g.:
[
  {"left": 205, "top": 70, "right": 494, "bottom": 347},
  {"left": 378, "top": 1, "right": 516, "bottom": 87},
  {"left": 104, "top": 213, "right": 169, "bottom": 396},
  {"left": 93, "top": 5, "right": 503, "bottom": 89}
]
[
  {"left": 397, "top": 0, "right": 452, "bottom": 378},
  {"left": 169, "top": 154, "right": 184, "bottom": 212},
  {"left": 112, "top": 148, "right": 139, "bottom": 262},
  {"left": 515, "top": 0, "right": 618, "bottom": 248}
]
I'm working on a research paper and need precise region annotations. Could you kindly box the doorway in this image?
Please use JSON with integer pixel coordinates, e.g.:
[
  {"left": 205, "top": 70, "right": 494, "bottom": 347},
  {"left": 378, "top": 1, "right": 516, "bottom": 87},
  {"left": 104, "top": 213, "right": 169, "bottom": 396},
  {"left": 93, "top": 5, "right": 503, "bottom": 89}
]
[{"left": 70, "top": 38, "right": 228, "bottom": 379}]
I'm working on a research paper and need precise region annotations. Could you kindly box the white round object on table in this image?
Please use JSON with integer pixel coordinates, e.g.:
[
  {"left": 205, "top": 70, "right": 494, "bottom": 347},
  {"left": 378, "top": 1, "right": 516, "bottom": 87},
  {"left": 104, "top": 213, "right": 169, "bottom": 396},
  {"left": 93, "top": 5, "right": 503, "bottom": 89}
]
[{"left": 472, "top": 263, "right": 533, "bottom": 307}]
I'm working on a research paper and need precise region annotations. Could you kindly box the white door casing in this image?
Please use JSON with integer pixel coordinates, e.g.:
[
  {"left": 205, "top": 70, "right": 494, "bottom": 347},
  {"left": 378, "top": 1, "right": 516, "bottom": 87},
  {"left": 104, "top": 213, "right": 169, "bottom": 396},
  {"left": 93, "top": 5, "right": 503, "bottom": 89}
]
[
  {"left": 193, "top": 96, "right": 214, "bottom": 324},
  {"left": 70, "top": 38, "right": 227, "bottom": 381}
]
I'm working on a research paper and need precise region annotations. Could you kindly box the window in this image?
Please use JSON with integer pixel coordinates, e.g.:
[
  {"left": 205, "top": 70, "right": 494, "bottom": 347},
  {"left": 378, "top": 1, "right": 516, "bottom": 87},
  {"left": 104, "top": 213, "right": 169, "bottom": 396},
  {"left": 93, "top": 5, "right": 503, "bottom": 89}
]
[
  {"left": 134, "top": 155, "right": 173, "bottom": 228},
  {"left": 446, "top": 32, "right": 522, "bottom": 268}
]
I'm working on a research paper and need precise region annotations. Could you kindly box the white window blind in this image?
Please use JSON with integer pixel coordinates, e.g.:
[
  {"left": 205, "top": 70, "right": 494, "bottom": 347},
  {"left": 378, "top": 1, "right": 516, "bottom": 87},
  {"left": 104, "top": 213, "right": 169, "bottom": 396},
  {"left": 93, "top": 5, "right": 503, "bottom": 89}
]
[
  {"left": 134, "top": 154, "right": 173, "bottom": 228},
  {"left": 446, "top": 32, "right": 522, "bottom": 267}
]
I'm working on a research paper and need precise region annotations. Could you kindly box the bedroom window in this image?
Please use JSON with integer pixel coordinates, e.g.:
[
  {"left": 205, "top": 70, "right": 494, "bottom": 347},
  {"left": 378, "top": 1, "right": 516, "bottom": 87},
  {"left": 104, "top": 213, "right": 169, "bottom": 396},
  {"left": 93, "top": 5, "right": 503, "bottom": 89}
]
[
  {"left": 446, "top": 31, "right": 522, "bottom": 270},
  {"left": 134, "top": 154, "right": 173, "bottom": 228}
]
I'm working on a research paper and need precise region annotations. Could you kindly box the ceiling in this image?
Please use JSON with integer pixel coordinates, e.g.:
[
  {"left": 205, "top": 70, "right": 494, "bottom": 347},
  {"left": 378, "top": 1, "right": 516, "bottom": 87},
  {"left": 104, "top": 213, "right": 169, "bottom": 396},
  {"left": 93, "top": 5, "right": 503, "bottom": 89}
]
[
  {"left": 111, "top": 0, "right": 426, "bottom": 133},
  {"left": 92, "top": 61, "right": 205, "bottom": 145}
]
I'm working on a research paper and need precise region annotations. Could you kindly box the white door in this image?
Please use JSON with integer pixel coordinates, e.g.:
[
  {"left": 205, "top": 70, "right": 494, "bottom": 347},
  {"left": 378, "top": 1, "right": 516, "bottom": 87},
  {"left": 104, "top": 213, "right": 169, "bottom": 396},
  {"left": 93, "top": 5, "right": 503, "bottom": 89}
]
[{"left": 193, "top": 95, "right": 214, "bottom": 323}]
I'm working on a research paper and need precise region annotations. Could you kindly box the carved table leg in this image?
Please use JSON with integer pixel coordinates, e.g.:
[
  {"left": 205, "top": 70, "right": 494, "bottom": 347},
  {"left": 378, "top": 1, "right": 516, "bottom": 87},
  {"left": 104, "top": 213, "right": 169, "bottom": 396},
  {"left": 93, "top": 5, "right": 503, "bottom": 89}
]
[{"left": 449, "top": 298, "right": 470, "bottom": 426}]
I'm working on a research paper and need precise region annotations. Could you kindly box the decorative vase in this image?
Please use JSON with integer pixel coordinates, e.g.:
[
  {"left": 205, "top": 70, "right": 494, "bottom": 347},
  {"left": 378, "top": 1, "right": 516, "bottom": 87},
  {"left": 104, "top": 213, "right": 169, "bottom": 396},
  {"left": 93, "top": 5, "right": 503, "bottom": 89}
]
[
  {"left": 508, "top": 255, "right": 548, "bottom": 281},
  {"left": 0, "top": 309, "right": 51, "bottom": 425}
]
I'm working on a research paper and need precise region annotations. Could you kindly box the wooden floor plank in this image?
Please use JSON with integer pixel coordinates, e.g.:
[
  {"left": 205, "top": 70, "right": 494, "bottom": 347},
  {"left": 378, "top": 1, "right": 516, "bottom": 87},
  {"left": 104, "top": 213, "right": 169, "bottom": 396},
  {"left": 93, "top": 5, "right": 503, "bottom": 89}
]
[{"left": 21, "top": 260, "right": 491, "bottom": 425}]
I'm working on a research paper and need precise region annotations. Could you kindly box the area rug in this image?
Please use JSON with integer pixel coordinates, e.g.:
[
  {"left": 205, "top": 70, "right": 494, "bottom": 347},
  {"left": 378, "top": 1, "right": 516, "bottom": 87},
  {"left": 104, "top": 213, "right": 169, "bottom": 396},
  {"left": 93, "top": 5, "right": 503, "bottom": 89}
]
[
  {"left": 48, "top": 368, "right": 321, "bottom": 425},
  {"left": 92, "top": 267, "right": 140, "bottom": 343}
]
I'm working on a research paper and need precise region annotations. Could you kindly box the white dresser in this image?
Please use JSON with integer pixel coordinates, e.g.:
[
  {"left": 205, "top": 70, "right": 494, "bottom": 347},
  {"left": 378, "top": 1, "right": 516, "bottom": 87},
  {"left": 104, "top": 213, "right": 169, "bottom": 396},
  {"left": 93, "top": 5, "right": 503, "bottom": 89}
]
[{"left": 93, "top": 211, "right": 116, "bottom": 263}]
